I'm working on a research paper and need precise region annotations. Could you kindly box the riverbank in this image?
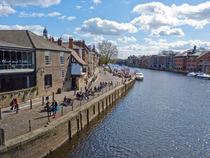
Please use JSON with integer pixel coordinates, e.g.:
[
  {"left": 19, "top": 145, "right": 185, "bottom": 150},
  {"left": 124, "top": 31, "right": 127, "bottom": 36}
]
[{"left": 0, "top": 72, "right": 135, "bottom": 158}]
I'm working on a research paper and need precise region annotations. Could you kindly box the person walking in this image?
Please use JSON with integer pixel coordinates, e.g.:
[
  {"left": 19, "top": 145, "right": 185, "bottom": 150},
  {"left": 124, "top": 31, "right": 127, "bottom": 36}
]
[{"left": 52, "top": 100, "right": 58, "bottom": 118}]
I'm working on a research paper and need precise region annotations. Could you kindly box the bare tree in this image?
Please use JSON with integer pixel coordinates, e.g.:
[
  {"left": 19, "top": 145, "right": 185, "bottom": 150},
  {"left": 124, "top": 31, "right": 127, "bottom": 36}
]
[{"left": 98, "top": 40, "right": 118, "bottom": 65}]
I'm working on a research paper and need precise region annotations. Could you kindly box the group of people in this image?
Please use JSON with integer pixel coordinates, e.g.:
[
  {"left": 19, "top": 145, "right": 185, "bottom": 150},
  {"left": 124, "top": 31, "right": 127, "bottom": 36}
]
[
  {"left": 63, "top": 96, "right": 73, "bottom": 106},
  {"left": 10, "top": 98, "right": 18, "bottom": 111},
  {"left": 45, "top": 100, "right": 59, "bottom": 117},
  {"left": 93, "top": 81, "right": 113, "bottom": 92}
]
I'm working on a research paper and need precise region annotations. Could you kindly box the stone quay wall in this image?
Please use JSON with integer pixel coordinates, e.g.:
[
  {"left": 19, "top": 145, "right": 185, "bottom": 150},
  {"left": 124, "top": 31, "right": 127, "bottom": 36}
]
[
  {"left": 0, "top": 78, "right": 135, "bottom": 158},
  {"left": 0, "top": 87, "right": 38, "bottom": 108}
]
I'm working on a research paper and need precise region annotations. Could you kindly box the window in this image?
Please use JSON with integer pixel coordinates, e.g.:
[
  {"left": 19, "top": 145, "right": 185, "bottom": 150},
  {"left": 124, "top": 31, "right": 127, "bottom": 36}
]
[
  {"left": 45, "top": 51, "right": 51, "bottom": 65},
  {"left": 60, "top": 52, "right": 64, "bottom": 65},
  {"left": 61, "top": 69, "right": 65, "bottom": 77},
  {"left": 44, "top": 74, "right": 52, "bottom": 87}
]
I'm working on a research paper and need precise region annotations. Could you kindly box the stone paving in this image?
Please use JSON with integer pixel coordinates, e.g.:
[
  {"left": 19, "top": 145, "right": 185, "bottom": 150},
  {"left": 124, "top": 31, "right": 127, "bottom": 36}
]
[{"left": 0, "top": 69, "right": 122, "bottom": 141}]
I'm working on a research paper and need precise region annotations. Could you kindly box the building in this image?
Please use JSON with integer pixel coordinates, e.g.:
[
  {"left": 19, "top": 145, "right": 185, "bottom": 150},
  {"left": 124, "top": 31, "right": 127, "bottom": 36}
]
[
  {"left": 0, "top": 41, "right": 35, "bottom": 92},
  {"left": 174, "top": 52, "right": 187, "bottom": 71},
  {"left": 0, "top": 30, "right": 87, "bottom": 95},
  {"left": 63, "top": 38, "right": 98, "bottom": 78},
  {"left": 197, "top": 51, "right": 210, "bottom": 74}
]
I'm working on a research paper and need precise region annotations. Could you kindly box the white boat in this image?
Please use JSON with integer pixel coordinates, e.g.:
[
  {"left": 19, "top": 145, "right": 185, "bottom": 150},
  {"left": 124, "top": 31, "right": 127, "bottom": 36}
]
[
  {"left": 187, "top": 72, "right": 197, "bottom": 77},
  {"left": 196, "top": 72, "right": 210, "bottom": 80},
  {"left": 135, "top": 72, "right": 144, "bottom": 80}
]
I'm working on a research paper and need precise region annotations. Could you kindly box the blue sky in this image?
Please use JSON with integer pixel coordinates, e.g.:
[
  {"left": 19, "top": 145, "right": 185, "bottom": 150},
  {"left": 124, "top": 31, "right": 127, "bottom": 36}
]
[{"left": 1, "top": 0, "right": 210, "bottom": 58}]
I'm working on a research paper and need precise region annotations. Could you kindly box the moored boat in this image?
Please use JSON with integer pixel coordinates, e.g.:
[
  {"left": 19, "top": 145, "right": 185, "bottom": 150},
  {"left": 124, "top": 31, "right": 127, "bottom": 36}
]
[
  {"left": 135, "top": 72, "right": 144, "bottom": 80},
  {"left": 187, "top": 72, "right": 197, "bottom": 77},
  {"left": 196, "top": 72, "right": 210, "bottom": 80}
]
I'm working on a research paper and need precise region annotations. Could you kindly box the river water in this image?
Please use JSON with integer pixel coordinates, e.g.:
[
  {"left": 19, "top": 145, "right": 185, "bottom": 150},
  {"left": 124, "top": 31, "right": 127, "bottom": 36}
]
[{"left": 46, "top": 68, "right": 210, "bottom": 158}]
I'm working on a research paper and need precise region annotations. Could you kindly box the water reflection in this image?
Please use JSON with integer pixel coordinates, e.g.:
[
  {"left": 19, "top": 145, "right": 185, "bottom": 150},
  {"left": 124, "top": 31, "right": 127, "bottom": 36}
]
[{"left": 47, "top": 68, "right": 210, "bottom": 158}]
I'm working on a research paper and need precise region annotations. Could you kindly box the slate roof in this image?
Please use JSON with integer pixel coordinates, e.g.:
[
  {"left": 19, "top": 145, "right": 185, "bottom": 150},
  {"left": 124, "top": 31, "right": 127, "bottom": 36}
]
[
  {"left": 71, "top": 50, "right": 87, "bottom": 66},
  {"left": 0, "top": 30, "right": 69, "bottom": 52},
  {"left": 0, "top": 41, "right": 32, "bottom": 50}
]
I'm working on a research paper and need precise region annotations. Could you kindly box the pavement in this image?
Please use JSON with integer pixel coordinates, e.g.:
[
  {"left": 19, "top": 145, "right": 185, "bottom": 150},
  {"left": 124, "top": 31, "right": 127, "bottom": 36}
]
[{"left": 0, "top": 68, "right": 122, "bottom": 141}]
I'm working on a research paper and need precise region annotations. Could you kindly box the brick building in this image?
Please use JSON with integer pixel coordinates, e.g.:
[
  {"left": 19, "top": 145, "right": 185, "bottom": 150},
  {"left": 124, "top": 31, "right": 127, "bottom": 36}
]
[
  {"left": 0, "top": 30, "right": 87, "bottom": 95},
  {"left": 174, "top": 52, "right": 187, "bottom": 71}
]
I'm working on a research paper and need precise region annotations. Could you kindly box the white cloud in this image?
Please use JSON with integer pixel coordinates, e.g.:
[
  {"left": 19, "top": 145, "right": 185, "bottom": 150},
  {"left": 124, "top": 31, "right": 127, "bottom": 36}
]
[
  {"left": 67, "top": 16, "right": 76, "bottom": 21},
  {"left": 61, "top": 34, "right": 73, "bottom": 42},
  {"left": 150, "top": 26, "right": 184, "bottom": 37},
  {"left": 117, "top": 36, "right": 137, "bottom": 44},
  {"left": 48, "top": 12, "right": 61, "bottom": 17},
  {"left": 76, "top": 5, "right": 82, "bottom": 9},
  {"left": 0, "top": 24, "right": 44, "bottom": 35},
  {"left": 58, "top": 15, "right": 66, "bottom": 20},
  {"left": 81, "top": 33, "right": 104, "bottom": 41},
  {"left": 118, "top": 38, "right": 210, "bottom": 58},
  {"left": 0, "top": 4, "right": 16, "bottom": 16},
  {"left": 90, "top": 6, "right": 94, "bottom": 10},
  {"left": 79, "top": 18, "right": 138, "bottom": 35},
  {"left": 131, "top": 2, "right": 210, "bottom": 36},
  {"left": 4, "top": 0, "right": 61, "bottom": 7},
  {"left": 92, "top": 0, "right": 101, "bottom": 4},
  {"left": 19, "top": 12, "right": 45, "bottom": 17}
]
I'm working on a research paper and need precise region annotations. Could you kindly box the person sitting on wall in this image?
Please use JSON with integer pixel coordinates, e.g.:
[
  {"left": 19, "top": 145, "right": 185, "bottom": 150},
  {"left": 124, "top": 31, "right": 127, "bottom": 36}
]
[{"left": 14, "top": 98, "right": 18, "bottom": 111}]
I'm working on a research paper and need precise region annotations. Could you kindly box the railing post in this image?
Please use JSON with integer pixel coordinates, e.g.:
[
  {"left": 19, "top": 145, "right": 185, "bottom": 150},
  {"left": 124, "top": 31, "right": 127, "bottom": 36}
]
[
  {"left": 61, "top": 104, "right": 63, "bottom": 116},
  {"left": 0, "top": 128, "right": 5, "bottom": 146},
  {"left": 30, "top": 99, "right": 32, "bottom": 109},
  {"left": 29, "top": 120, "right": 31, "bottom": 132},
  {"left": 42, "top": 96, "right": 44, "bottom": 106},
  {"left": 52, "top": 92, "right": 54, "bottom": 101},
  {"left": 0, "top": 108, "right": 2, "bottom": 120},
  {"left": 47, "top": 111, "right": 50, "bottom": 123},
  {"left": 16, "top": 104, "right": 19, "bottom": 114}
]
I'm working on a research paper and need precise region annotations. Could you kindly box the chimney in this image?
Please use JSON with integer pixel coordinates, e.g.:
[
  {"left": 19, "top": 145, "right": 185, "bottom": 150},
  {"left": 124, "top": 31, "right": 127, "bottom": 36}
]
[
  {"left": 82, "top": 40, "right": 85, "bottom": 48},
  {"left": 78, "top": 40, "right": 83, "bottom": 47},
  {"left": 69, "top": 37, "right": 73, "bottom": 49},
  {"left": 58, "top": 38, "right": 62, "bottom": 46}
]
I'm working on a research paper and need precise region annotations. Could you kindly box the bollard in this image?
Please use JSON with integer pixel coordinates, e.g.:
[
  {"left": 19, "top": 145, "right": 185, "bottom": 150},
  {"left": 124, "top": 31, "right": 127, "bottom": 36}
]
[
  {"left": 30, "top": 99, "right": 32, "bottom": 109},
  {"left": 16, "top": 104, "right": 19, "bottom": 114},
  {"left": 29, "top": 120, "right": 31, "bottom": 132},
  {"left": 0, "top": 108, "right": 1, "bottom": 120},
  {"left": 68, "top": 120, "right": 71, "bottom": 140},
  {"left": 61, "top": 105, "right": 63, "bottom": 116},
  {"left": 72, "top": 100, "right": 74, "bottom": 111},
  {"left": 52, "top": 92, "right": 54, "bottom": 101},
  {"left": 0, "top": 128, "right": 5, "bottom": 146},
  {"left": 42, "top": 96, "right": 44, "bottom": 106}
]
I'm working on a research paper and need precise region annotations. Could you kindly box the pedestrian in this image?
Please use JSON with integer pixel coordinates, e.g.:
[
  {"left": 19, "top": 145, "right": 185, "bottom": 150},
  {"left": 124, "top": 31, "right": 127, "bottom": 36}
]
[
  {"left": 52, "top": 100, "right": 58, "bottom": 116},
  {"left": 46, "top": 101, "right": 52, "bottom": 116}
]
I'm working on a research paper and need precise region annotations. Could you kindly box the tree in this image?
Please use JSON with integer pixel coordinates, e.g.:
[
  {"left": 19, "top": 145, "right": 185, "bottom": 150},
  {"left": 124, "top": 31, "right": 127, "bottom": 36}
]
[{"left": 98, "top": 40, "right": 118, "bottom": 65}]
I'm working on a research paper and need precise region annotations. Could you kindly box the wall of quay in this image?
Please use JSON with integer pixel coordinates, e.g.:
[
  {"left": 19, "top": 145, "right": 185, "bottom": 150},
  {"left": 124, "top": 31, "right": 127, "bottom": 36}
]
[{"left": 0, "top": 78, "right": 135, "bottom": 158}]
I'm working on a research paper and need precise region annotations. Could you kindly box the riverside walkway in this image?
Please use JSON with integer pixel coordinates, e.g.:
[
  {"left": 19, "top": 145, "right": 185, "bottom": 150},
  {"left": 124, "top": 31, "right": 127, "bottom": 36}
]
[{"left": 0, "top": 70, "right": 122, "bottom": 141}]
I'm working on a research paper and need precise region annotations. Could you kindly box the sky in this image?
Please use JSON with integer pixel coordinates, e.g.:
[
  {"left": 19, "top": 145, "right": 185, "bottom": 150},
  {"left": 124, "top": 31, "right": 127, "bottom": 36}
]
[{"left": 1, "top": 0, "right": 210, "bottom": 58}]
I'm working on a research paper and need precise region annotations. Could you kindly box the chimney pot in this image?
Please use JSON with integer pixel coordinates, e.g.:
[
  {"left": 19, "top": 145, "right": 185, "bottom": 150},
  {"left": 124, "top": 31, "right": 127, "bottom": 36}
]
[{"left": 69, "top": 37, "right": 73, "bottom": 49}]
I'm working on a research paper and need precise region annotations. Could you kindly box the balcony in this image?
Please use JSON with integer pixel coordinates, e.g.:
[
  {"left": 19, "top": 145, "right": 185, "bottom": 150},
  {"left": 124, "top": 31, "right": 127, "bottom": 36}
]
[
  {"left": 0, "top": 51, "right": 35, "bottom": 74},
  {"left": 0, "top": 64, "right": 34, "bottom": 74},
  {"left": 71, "top": 63, "right": 86, "bottom": 76}
]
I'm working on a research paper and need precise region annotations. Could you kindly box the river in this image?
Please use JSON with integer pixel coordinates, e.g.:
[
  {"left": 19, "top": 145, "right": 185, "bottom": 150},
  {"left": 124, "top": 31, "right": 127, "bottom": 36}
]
[{"left": 46, "top": 68, "right": 210, "bottom": 158}]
